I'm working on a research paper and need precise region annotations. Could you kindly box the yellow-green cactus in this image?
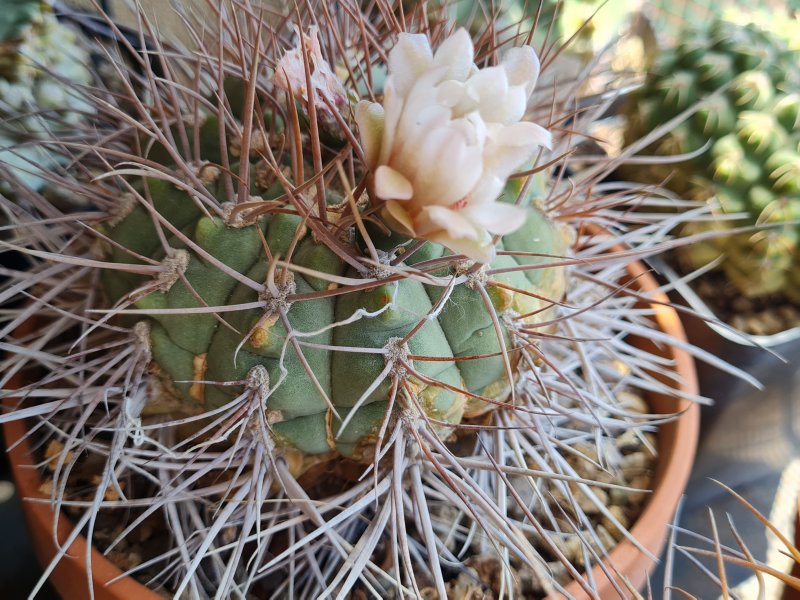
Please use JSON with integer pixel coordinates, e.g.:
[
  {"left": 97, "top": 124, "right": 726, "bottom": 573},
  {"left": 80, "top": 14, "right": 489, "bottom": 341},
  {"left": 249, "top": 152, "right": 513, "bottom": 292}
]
[{"left": 626, "top": 17, "right": 800, "bottom": 301}]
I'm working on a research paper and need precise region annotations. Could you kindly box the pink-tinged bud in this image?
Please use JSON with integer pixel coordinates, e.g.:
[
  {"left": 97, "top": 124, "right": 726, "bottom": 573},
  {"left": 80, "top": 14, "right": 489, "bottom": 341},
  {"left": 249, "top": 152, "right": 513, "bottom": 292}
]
[{"left": 273, "top": 26, "right": 348, "bottom": 116}]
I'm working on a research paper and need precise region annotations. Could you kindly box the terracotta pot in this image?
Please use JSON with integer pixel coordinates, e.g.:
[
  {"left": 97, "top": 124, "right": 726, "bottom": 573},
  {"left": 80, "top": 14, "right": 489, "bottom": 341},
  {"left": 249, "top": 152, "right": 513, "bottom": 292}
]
[
  {"left": 3, "top": 261, "right": 698, "bottom": 599},
  {"left": 559, "top": 261, "right": 700, "bottom": 599},
  {"left": 2, "top": 409, "right": 160, "bottom": 600},
  {"left": 1, "top": 309, "right": 159, "bottom": 598}
]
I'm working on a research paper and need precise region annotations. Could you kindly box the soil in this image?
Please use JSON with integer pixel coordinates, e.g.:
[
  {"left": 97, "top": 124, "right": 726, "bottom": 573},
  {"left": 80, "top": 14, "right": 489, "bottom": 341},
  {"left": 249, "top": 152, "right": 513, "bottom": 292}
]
[
  {"left": 418, "top": 389, "right": 657, "bottom": 599},
  {"left": 683, "top": 268, "right": 800, "bottom": 337},
  {"left": 659, "top": 242, "right": 800, "bottom": 337},
  {"left": 37, "top": 441, "right": 174, "bottom": 592},
  {"left": 38, "top": 389, "right": 657, "bottom": 599}
]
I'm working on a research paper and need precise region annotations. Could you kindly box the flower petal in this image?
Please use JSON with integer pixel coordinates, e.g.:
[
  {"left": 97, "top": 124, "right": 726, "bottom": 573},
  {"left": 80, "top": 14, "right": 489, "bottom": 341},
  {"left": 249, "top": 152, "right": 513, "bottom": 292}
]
[
  {"left": 466, "top": 175, "right": 506, "bottom": 207},
  {"left": 436, "top": 80, "right": 466, "bottom": 108},
  {"left": 502, "top": 45, "right": 541, "bottom": 98},
  {"left": 493, "top": 85, "right": 528, "bottom": 125},
  {"left": 272, "top": 26, "right": 347, "bottom": 111},
  {"left": 494, "top": 121, "right": 552, "bottom": 149},
  {"left": 462, "top": 202, "right": 528, "bottom": 235},
  {"left": 402, "top": 122, "right": 483, "bottom": 207},
  {"left": 366, "top": 29, "right": 551, "bottom": 258},
  {"left": 382, "top": 200, "right": 416, "bottom": 236},
  {"left": 378, "top": 80, "right": 403, "bottom": 166},
  {"left": 395, "top": 65, "right": 450, "bottom": 138},
  {"left": 462, "top": 66, "right": 509, "bottom": 121},
  {"left": 417, "top": 205, "right": 480, "bottom": 240},
  {"left": 375, "top": 165, "right": 414, "bottom": 200},
  {"left": 355, "top": 100, "right": 385, "bottom": 168},
  {"left": 388, "top": 33, "right": 434, "bottom": 97},
  {"left": 467, "top": 123, "right": 549, "bottom": 203},
  {"left": 432, "top": 28, "right": 474, "bottom": 82},
  {"left": 428, "top": 231, "right": 496, "bottom": 263}
]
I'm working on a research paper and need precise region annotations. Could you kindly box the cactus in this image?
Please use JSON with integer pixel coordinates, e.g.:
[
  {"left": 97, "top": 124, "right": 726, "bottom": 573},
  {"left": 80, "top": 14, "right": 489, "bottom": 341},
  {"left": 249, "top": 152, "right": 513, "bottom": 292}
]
[
  {"left": 0, "top": 1, "right": 706, "bottom": 597},
  {"left": 625, "top": 16, "right": 800, "bottom": 302},
  {"left": 0, "top": 2, "right": 92, "bottom": 191},
  {"left": 101, "top": 173, "right": 571, "bottom": 467},
  {"left": 0, "top": 0, "right": 41, "bottom": 48}
]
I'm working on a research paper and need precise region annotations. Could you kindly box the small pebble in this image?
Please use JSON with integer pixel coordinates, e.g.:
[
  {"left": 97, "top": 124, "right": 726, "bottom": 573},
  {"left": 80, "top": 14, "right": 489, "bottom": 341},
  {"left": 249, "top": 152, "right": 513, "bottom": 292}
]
[
  {"left": 579, "top": 488, "right": 609, "bottom": 515},
  {"left": 627, "top": 475, "right": 652, "bottom": 504},
  {"left": 551, "top": 486, "right": 608, "bottom": 516},
  {"left": 731, "top": 296, "right": 753, "bottom": 313},
  {"left": 616, "top": 429, "right": 643, "bottom": 454},
  {"left": 602, "top": 505, "right": 630, "bottom": 542},
  {"left": 556, "top": 535, "right": 586, "bottom": 566},
  {"left": 0, "top": 481, "right": 14, "bottom": 503},
  {"left": 571, "top": 441, "right": 601, "bottom": 464},
  {"left": 777, "top": 305, "right": 799, "bottom": 322},
  {"left": 746, "top": 316, "right": 769, "bottom": 336},
  {"left": 621, "top": 451, "right": 649, "bottom": 472},
  {"left": 609, "top": 487, "right": 629, "bottom": 505},
  {"left": 758, "top": 310, "right": 784, "bottom": 334},
  {"left": 594, "top": 525, "right": 617, "bottom": 552},
  {"left": 731, "top": 314, "right": 749, "bottom": 332},
  {"left": 618, "top": 391, "right": 649, "bottom": 414}
]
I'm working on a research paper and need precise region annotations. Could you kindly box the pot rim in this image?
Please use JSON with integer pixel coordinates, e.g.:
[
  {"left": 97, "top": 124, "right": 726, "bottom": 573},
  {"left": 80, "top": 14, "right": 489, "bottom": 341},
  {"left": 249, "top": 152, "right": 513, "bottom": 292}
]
[
  {"left": 2, "top": 404, "right": 161, "bottom": 599},
  {"left": 652, "top": 258, "right": 800, "bottom": 349},
  {"left": 3, "top": 260, "right": 699, "bottom": 599},
  {"left": 559, "top": 259, "right": 700, "bottom": 598}
]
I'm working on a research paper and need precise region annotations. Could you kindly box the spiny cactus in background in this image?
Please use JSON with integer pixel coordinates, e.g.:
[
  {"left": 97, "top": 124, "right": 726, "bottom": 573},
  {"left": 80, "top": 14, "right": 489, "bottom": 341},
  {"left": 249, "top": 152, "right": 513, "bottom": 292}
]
[
  {"left": 0, "top": 0, "right": 41, "bottom": 49},
  {"left": 0, "top": 1, "right": 92, "bottom": 191},
  {"left": 625, "top": 16, "right": 800, "bottom": 302},
  {"left": 0, "top": 1, "right": 708, "bottom": 598}
]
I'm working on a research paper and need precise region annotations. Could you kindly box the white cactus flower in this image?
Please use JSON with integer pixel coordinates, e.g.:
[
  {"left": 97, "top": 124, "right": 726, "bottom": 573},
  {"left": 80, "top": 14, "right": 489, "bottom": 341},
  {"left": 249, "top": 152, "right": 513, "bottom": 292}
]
[{"left": 356, "top": 28, "right": 552, "bottom": 263}]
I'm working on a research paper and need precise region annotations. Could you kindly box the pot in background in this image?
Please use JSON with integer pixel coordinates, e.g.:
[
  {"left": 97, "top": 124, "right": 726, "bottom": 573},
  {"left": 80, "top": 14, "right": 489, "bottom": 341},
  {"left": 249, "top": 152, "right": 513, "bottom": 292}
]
[
  {"left": 652, "top": 259, "right": 800, "bottom": 399},
  {"left": 2, "top": 411, "right": 160, "bottom": 600}
]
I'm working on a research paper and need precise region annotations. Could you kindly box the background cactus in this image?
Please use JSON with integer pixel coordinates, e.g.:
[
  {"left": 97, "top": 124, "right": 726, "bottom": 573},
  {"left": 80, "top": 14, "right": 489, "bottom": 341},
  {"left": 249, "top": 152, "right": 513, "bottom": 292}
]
[
  {"left": 625, "top": 15, "right": 800, "bottom": 303},
  {"left": 0, "top": 1, "right": 92, "bottom": 191},
  {"left": 0, "top": 1, "right": 711, "bottom": 597}
]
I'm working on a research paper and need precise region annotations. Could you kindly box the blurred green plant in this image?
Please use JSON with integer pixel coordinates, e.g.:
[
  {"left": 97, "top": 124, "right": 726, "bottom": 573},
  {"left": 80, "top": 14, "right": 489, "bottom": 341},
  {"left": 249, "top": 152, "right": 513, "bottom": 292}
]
[
  {"left": 0, "top": 2, "right": 92, "bottom": 191},
  {"left": 625, "top": 14, "right": 800, "bottom": 303}
]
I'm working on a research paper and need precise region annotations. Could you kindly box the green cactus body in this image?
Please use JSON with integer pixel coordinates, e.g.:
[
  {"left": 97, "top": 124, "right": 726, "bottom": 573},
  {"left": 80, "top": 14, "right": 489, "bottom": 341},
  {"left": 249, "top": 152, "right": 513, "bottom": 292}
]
[
  {"left": 0, "top": 5, "right": 92, "bottom": 191},
  {"left": 626, "top": 18, "right": 800, "bottom": 301},
  {"left": 100, "top": 127, "right": 571, "bottom": 468}
]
